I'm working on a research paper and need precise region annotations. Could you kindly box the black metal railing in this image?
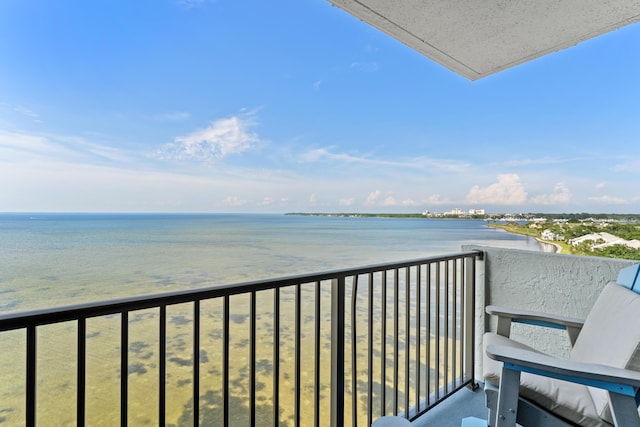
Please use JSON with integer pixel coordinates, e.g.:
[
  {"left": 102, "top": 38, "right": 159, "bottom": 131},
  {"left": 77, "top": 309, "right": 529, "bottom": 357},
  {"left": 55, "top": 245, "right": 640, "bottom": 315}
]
[{"left": 0, "top": 250, "right": 481, "bottom": 426}]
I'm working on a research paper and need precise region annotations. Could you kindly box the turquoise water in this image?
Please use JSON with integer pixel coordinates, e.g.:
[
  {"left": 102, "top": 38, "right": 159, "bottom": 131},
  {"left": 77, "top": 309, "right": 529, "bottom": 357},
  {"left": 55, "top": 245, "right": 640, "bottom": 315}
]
[{"left": 0, "top": 213, "right": 540, "bottom": 313}]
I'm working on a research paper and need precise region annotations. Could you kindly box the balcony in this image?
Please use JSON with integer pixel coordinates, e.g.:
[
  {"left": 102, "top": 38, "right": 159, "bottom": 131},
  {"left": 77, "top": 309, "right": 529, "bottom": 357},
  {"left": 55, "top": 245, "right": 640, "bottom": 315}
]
[{"left": 0, "top": 246, "right": 635, "bottom": 426}]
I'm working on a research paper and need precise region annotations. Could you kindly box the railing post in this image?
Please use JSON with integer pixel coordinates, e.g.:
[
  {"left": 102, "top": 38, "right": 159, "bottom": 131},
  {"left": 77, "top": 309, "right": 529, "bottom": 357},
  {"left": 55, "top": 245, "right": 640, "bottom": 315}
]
[
  {"left": 331, "top": 277, "right": 346, "bottom": 427},
  {"left": 464, "top": 255, "right": 478, "bottom": 389},
  {"left": 26, "top": 325, "right": 36, "bottom": 427}
]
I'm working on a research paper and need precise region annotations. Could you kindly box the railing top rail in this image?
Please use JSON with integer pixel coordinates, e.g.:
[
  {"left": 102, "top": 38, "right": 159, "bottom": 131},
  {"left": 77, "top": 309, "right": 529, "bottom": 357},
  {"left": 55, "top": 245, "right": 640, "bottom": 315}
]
[{"left": 0, "top": 250, "right": 483, "bottom": 331}]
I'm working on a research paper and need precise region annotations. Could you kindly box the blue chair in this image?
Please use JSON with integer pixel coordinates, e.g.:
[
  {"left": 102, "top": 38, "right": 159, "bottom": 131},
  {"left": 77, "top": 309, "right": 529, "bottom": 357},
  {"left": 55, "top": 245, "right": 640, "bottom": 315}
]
[{"left": 483, "top": 264, "right": 640, "bottom": 427}]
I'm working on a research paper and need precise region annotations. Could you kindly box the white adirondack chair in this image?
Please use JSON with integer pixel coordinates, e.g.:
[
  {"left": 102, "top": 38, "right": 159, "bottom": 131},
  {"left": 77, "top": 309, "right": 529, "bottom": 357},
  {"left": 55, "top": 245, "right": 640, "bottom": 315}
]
[{"left": 483, "top": 264, "right": 640, "bottom": 427}]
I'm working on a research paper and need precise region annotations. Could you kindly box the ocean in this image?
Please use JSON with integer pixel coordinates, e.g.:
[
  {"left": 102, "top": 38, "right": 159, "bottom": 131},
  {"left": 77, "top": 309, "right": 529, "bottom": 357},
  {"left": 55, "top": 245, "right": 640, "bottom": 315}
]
[
  {"left": 0, "top": 213, "right": 540, "bottom": 313},
  {"left": 0, "top": 213, "right": 541, "bottom": 426}
]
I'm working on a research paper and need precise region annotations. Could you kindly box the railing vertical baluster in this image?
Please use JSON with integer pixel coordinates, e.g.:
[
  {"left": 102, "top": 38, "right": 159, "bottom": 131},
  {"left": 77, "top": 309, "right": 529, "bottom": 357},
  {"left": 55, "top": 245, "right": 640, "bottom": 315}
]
[
  {"left": 314, "top": 281, "right": 321, "bottom": 427},
  {"left": 351, "top": 275, "right": 359, "bottom": 427},
  {"left": 159, "top": 306, "right": 166, "bottom": 426},
  {"left": 452, "top": 260, "right": 458, "bottom": 387},
  {"left": 77, "top": 318, "right": 86, "bottom": 427},
  {"left": 444, "top": 261, "right": 449, "bottom": 395},
  {"left": 193, "top": 300, "right": 200, "bottom": 427},
  {"left": 330, "top": 277, "right": 345, "bottom": 427},
  {"left": 464, "top": 255, "right": 477, "bottom": 387},
  {"left": 367, "top": 272, "right": 374, "bottom": 427},
  {"left": 393, "top": 268, "right": 399, "bottom": 415},
  {"left": 416, "top": 264, "right": 421, "bottom": 414},
  {"left": 223, "top": 295, "right": 230, "bottom": 427},
  {"left": 405, "top": 267, "right": 410, "bottom": 416},
  {"left": 462, "top": 256, "right": 468, "bottom": 386},
  {"left": 381, "top": 270, "right": 387, "bottom": 416},
  {"left": 426, "top": 263, "right": 431, "bottom": 407},
  {"left": 250, "top": 291, "right": 257, "bottom": 427},
  {"left": 471, "top": 256, "right": 477, "bottom": 385},
  {"left": 435, "top": 262, "right": 440, "bottom": 401},
  {"left": 26, "top": 325, "right": 36, "bottom": 427},
  {"left": 295, "top": 284, "right": 302, "bottom": 427},
  {"left": 121, "top": 311, "right": 128, "bottom": 427},
  {"left": 273, "top": 288, "right": 280, "bottom": 427}
]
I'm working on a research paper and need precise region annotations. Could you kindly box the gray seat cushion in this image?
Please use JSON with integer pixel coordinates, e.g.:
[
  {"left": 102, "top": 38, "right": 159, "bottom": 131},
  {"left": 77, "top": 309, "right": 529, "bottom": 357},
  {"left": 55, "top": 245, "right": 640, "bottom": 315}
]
[{"left": 484, "top": 332, "right": 607, "bottom": 427}]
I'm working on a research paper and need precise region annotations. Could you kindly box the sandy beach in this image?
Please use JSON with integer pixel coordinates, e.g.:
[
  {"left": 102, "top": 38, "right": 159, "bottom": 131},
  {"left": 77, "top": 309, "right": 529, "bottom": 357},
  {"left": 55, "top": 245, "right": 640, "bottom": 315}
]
[{"left": 535, "top": 238, "right": 562, "bottom": 253}]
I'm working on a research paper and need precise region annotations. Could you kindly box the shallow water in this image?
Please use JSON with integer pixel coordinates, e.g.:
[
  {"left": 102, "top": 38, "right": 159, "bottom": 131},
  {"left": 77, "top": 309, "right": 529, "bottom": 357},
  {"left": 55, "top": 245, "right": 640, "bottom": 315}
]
[
  {"left": 0, "top": 213, "right": 540, "bottom": 312},
  {"left": 0, "top": 214, "right": 540, "bottom": 426}
]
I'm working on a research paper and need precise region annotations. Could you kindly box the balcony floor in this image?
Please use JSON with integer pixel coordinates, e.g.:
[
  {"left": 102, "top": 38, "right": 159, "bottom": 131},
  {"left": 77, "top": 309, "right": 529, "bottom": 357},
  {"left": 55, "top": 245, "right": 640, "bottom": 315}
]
[{"left": 412, "top": 383, "right": 487, "bottom": 427}]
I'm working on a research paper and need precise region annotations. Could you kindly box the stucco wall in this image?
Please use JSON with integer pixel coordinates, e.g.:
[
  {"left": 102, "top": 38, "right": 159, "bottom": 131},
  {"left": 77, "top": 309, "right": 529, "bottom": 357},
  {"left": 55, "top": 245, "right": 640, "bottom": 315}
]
[{"left": 462, "top": 245, "right": 636, "bottom": 379}]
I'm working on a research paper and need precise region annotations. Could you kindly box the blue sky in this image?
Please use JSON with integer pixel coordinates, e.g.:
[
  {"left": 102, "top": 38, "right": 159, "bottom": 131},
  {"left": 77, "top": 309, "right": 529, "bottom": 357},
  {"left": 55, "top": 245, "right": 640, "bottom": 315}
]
[{"left": 1, "top": 0, "right": 639, "bottom": 214}]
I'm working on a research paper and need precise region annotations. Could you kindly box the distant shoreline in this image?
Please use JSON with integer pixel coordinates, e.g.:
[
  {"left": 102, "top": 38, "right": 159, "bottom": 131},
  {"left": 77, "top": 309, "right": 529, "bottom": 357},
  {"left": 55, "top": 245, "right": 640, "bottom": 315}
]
[
  {"left": 285, "top": 212, "right": 482, "bottom": 219},
  {"left": 535, "top": 238, "right": 562, "bottom": 253},
  {"left": 488, "top": 222, "right": 562, "bottom": 253}
]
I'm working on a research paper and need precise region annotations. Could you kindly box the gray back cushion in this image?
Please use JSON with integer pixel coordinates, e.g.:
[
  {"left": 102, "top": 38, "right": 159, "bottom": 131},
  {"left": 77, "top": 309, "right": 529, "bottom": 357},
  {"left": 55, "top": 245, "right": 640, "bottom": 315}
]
[{"left": 570, "top": 282, "right": 640, "bottom": 423}]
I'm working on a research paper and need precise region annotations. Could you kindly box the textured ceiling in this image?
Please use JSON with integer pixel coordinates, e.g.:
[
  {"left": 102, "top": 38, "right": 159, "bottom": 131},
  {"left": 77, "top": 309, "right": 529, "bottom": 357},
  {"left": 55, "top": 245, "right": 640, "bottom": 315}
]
[{"left": 328, "top": 0, "right": 640, "bottom": 80}]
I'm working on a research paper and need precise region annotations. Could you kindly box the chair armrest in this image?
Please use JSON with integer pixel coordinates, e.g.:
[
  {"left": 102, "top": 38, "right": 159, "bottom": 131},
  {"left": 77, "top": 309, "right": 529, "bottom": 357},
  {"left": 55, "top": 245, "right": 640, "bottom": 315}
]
[
  {"left": 488, "top": 344, "right": 640, "bottom": 427},
  {"left": 486, "top": 343, "right": 640, "bottom": 394},
  {"left": 486, "top": 305, "right": 584, "bottom": 344},
  {"left": 486, "top": 305, "right": 585, "bottom": 329}
]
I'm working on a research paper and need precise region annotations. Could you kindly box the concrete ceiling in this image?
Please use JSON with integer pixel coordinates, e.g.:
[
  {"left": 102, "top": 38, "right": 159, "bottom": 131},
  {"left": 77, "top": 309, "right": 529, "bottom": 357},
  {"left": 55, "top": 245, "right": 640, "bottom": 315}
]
[{"left": 327, "top": 0, "right": 640, "bottom": 80}]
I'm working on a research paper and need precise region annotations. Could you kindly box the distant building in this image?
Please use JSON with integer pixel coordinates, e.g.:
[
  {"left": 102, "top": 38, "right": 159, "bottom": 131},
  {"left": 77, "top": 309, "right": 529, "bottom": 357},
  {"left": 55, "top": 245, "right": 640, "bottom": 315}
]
[
  {"left": 592, "top": 238, "right": 640, "bottom": 250},
  {"left": 425, "top": 208, "right": 485, "bottom": 217},
  {"left": 569, "top": 232, "right": 640, "bottom": 250},
  {"left": 625, "top": 240, "right": 640, "bottom": 249},
  {"left": 445, "top": 208, "right": 465, "bottom": 216},
  {"left": 569, "top": 232, "right": 619, "bottom": 246},
  {"left": 541, "top": 229, "right": 564, "bottom": 241}
]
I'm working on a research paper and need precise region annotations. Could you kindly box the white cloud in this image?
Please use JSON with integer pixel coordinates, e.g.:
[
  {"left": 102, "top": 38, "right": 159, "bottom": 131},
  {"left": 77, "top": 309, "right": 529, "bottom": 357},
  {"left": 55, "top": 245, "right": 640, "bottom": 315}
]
[
  {"left": 363, "top": 191, "right": 407, "bottom": 207},
  {"left": 301, "top": 147, "right": 360, "bottom": 163},
  {"left": 365, "top": 190, "right": 381, "bottom": 205},
  {"left": 309, "top": 193, "right": 318, "bottom": 205},
  {"left": 0, "top": 159, "right": 229, "bottom": 212},
  {"left": 223, "top": 196, "right": 247, "bottom": 207},
  {"left": 152, "top": 111, "right": 190, "bottom": 121},
  {"left": 401, "top": 198, "right": 419, "bottom": 206},
  {"left": 381, "top": 196, "right": 397, "bottom": 206},
  {"left": 466, "top": 174, "right": 528, "bottom": 205},
  {"left": 14, "top": 105, "right": 41, "bottom": 121},
  {"left": 0, "top": 130, "right": 55, "bottom": 155},
  {"left": 360, "top": 194, "right": 417, "bottom": 207},
  {"left": 261, "top": 197, "right": 274, "bottom": 206},
  {"left": 260, "top": 197, "right": 289, "bottom": 207},
  {"left": 613, "top": 160, "right": 640, "bottom": 173},
  {"left": 595, "top": 182, "right": 606, "bottom": 190},
  {"left": 156, "top": 114, "right": 259, "bottom": 161},
  {"left": 425, "top": 194, "right": 454, "bottom": 206},
  {"left": 529, "top": 182, "right": 572, "bottom": 205},
  {"left": 56, "top": 134, "right": 131, "bottom": 163},
  {"left": 587, "top": 195, "right": 629, "bottom": 205},
  {"left": 301, "top": 147, "right": 469, "bottom": 172},
  {"left": 340, "top": 198, "right": 355, "bottom": 206},
  {"left": 0, "top": 129, "right": 129, "bottom": 163},
  {"left": 502, "top": 157, "right": 574, "bottom": 167}
]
